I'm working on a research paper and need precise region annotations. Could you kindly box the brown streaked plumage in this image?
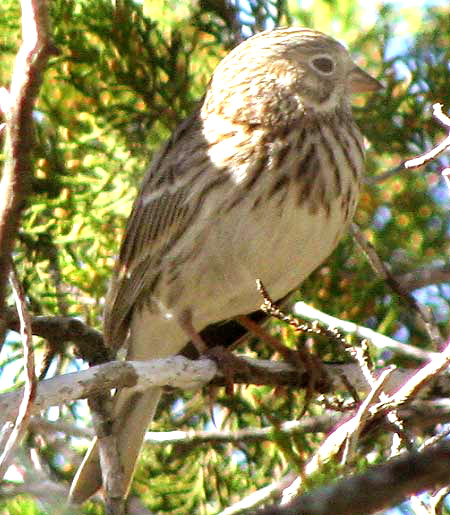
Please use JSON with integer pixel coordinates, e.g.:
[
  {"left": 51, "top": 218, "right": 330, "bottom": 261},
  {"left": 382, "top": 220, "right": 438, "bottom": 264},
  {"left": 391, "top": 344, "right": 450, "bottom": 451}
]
[{"left": 70, "top": 27, "right": 382, "bottom": 504}]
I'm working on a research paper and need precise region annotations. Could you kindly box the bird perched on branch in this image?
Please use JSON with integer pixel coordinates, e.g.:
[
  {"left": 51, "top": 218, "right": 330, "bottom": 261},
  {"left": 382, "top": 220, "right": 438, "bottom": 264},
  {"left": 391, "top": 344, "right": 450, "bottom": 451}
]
[{"left": 70, "top": 26, "right": 382, "bottom": 504}]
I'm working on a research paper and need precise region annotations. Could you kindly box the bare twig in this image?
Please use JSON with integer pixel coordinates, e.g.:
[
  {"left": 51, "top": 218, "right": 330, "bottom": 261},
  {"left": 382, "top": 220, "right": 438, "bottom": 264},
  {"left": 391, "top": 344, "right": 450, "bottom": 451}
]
[
  {"left": 442, "top": 168, "right": 450, "bottom": 190},
  {"left": 397, "top": 263, "right": 450, "bottom": 292},
  {"left": 278, "top": 340, "right": 450, "bottom": 510},
  {"left": 350, "top": 223, "right": 442, "bottom": 348},
  {"left": 144, "top": 416, "right": 339, "bottom": 446},
  {"left": 142, "top": 400, "right": 450, "bottom": 447},
  {"left": 341, "top": 366, "right": 396, "bottom": 464},
  {"left": 383, "top": 336, "right": 450, "bottom": 410},
  {"left": 341, "top": 341, "right": 410, "bottom": 461},
  {"left": 303, "top": 337, "right": 450, "bottom": 497},
  {"left": 293, "top": 301, "right": 437, "bottom": 362},
  {"left": 0, "top": 0, "right": 54, "bottom": 347},
  {"left": 217, "top": 473, "right": 296, "bottom": 515},
  {"left": 0, "top": 265, "right": 36, "bottom": 478},
  {"left": 369, "top": 103, "right": 450, "bottom": 184},
  {"left": 280, "top": 369, "right": 396, "bottom": 505},
  {"left": 257, "top": 279, "right": 347, "bottom": 348},
  {"left": 22, "top": 401, "right": 450, "bottom": 448}
]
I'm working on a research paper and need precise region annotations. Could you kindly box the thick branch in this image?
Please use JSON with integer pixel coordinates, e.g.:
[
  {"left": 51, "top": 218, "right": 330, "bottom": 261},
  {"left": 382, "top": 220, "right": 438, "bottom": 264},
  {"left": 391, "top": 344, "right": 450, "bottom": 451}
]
[
  {"left": 0, "top": 357, "right": 217, "bottom": 425},
  {"left": 0, "top": 0, "right": 54, "bottom": 342},
  {"left": 5, "top": 308, "right": 108, "bottom": 365},
  {"left": 255, "top": 440, "right": 450, "bottom": 515},
  {"left": 0, "top": 355, "right": 420, "bottom": 426}
]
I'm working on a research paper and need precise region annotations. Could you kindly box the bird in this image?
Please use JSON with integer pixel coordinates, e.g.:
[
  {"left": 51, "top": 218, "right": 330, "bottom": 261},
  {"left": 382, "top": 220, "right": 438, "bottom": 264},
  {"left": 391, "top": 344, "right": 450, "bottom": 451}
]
[{"left": 69, "top": 26, "right": 382, "bottom": 503}]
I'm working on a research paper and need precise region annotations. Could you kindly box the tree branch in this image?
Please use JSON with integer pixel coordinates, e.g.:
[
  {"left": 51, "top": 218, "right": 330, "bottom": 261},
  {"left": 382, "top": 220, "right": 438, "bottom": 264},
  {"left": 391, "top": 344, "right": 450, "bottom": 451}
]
[
  {"left": 396, "top": 263, "right": 450, "bottom": 292},
  {"left": 293, "top": 301, "right": 437, "bottom": 361},
  {"left": 0, "top": 353, "right": 428, "bottom": 427},
  {"left": 350, "top": 223, "right": 442, "bottom": 348},
  {"left": 4, "top": 308, "right": 109, "bottom": 365},
  {"left": 0, "top": 266, "right": 36, "bottom": 478},
  {"left": 368, "top": 103, "right": 450, "bottom": 184},
  {"left": 255, "top": 440, "right": 450, "bottom": 515},
  {"left": 0, "top": 0, "right": 54, "bottom": 346},
  {"left": 143, "top": 399, "right": 450, "bottom": 446},
  {"left": 0, "top": 356, "right": 217, "bottom": 425}
]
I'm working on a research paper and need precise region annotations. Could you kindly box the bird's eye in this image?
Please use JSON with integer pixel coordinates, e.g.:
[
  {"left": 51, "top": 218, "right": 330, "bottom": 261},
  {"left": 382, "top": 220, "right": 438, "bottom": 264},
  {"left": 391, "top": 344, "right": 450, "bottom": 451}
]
[{"left": 310, "top": 56, "right": 335, "bottom": 75}]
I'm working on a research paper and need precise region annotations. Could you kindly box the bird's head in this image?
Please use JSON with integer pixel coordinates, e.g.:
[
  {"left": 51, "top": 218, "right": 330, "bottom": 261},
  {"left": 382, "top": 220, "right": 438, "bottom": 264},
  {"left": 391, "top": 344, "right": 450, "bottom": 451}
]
[{"left": 202, "top": 28, "right": 382, "bottom": 126}]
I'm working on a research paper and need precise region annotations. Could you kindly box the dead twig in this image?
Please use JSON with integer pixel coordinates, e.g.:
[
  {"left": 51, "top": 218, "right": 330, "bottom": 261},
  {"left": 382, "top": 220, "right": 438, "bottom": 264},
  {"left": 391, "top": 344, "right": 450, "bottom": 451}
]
[
  {"left": 0, "top": 264, "right": 36, "bottom": 478},
  {"left": 382, "top": 336, "right": 450, "bottom": 410},
  {"left": 256, "top": 279, "right": 347, "bottom": 348},
  {"left": 350, "top": 223, "right": 442, "bottom": 349},
  {"left": 369, "top": 103, "right": 450, "bottom": 183}
]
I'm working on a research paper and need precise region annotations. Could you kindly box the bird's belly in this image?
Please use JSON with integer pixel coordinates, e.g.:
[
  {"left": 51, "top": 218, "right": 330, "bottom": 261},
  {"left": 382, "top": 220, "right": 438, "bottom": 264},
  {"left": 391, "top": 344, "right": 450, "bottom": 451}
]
[{"left": 179, "top": 191, "right": 352, "bottom": 329}]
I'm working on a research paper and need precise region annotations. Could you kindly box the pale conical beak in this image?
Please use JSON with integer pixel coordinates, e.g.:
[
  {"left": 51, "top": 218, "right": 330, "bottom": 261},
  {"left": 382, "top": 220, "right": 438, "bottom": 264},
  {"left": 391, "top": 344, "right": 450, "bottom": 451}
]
[{"left": 349, "top": 66, "right": 383, "bottom": 93}]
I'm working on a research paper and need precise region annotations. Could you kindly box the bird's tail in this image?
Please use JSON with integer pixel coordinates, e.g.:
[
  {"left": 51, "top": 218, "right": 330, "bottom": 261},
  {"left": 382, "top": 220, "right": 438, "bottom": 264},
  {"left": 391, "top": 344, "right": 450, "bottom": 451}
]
[{"left": 69, "top": 386, "right": 162, "bottom": 504}]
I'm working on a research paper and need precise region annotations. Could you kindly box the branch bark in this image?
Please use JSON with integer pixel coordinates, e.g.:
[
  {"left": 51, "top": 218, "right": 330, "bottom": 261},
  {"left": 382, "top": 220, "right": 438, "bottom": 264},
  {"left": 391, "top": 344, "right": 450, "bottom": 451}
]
[
  {"left": 397, "top": 263, "right": 450, "bottom": 292},
  {"left": 0, "top": 354, "right": 423, "bottom": 427},
  {"left": 5, "top": 308, "right": 108, "bottom": 365},
  {"left": 0, "top": 266, "right": 36, "bottom": 478},
  {"left": 255, "top": 440, "right": 450, "bottom": 515},
  {"left": 0, "top": 0, "right": 54, "bottom": 345}
]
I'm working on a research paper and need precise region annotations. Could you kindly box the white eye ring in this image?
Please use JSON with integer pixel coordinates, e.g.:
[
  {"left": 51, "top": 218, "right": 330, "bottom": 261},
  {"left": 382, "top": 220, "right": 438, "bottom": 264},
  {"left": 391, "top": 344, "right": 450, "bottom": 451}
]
[{"left": 310, "top": 54, "right": 335, "bottom": 75}]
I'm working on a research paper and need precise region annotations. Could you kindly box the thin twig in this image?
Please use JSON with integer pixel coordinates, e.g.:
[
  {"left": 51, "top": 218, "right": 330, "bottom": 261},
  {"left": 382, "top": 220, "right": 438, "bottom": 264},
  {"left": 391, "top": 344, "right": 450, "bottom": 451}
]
[
  {"left": 217, "top": 473, "right": 296, "bottom": 515},
  {"left": 369, "top": 103, "right": 450, "bottom": 183},
  {"left": 442, "top": 168, "right": 450, "bottom": 190},
  {"left": 341, "top": 366, "right": 396, "bottom": 465},
  {"left": 382, "top": 336, "right": 450, "bottom": 410},
  {"left": 144, "top": 416, "right": 340, "bottom": 446},
  {"left": 350, "top": 223, "right": 442, "bottom": 348},
  {"left": 293, "top": 301, "right": 436, "bottom": 362},
  {"left": 257, "top": 279, "right": 347, "bottom": 347},
  {"left": 0, "top": 264, "right": 36, "bottom": 479}
]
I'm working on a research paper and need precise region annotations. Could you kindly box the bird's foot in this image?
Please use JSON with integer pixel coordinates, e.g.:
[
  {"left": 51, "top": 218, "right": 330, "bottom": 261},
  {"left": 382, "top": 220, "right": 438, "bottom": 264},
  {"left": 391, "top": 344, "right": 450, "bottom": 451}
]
[{"left": 204, "top": 345, "right": 251, "bottom": 395}]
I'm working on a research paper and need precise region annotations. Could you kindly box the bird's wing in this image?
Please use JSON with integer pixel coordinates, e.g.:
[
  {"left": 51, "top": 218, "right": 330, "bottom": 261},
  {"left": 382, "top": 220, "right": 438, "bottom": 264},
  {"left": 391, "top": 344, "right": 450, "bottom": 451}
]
[{"left": 104, "top": 108, "right": 212, "bottom": 349}]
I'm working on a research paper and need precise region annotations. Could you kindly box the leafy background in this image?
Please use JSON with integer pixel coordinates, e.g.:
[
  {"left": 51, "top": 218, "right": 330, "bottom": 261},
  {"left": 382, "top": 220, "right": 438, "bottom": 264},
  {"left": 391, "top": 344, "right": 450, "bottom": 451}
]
[{"left": 0, "top": 0, "right": 449, "bottom": 513}]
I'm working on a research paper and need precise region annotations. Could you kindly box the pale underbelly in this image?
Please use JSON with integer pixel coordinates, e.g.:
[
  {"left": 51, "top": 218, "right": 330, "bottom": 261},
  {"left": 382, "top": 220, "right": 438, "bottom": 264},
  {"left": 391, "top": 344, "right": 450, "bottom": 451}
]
[{"left": 176, "top": 193, "right": 351, "bottom": 329}]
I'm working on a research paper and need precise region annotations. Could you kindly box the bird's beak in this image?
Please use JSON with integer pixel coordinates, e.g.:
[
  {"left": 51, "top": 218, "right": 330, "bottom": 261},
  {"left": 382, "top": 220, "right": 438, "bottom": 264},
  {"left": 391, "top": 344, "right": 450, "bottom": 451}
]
[{"left": 349, "top": 66, "right": 383, "bottom": 93}]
